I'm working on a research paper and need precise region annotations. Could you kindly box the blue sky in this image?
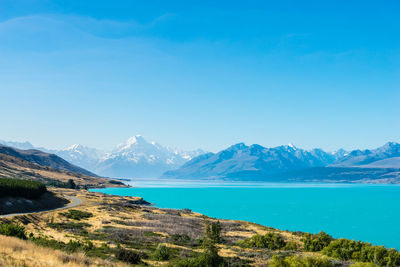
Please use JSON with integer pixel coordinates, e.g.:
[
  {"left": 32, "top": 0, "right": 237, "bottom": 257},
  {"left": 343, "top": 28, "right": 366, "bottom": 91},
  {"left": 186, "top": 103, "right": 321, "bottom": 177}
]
[{"left": 0, "top": 0, "right": 399, "bottom": 152}]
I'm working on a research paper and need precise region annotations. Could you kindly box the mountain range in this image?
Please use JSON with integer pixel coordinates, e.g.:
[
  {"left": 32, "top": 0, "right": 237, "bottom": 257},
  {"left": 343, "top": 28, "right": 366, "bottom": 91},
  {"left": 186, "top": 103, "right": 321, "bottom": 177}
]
[
  {"left": 0, "top": 135, "right": 205, "bottom": 178},
  {"left": 163, "top": 142, "right": 400, "bottom": 183},
  {"left": 2, "top": 137, "right": 400, "bottom": 183}
]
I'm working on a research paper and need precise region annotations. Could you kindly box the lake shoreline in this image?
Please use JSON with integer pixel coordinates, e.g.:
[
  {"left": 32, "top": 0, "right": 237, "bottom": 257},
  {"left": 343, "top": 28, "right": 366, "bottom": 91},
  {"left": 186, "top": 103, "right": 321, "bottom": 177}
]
[{"left": 91, "top": 183, "right": 400, "bottom": 250}]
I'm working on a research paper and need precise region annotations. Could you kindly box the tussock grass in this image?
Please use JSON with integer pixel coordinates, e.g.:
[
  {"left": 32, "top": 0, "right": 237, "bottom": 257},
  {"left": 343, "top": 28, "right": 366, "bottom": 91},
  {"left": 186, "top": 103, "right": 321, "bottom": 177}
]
[{"left": 0, "top": 235, "right": 127, "bottom": 266}]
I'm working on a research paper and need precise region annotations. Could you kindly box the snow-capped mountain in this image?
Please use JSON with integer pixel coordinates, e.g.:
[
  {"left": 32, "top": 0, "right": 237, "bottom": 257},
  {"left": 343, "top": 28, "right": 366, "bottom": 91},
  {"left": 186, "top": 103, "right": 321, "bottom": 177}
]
[
  {"left": 95, "top": 135, "right": 205, "bottom": 178},
  {"left": 0, "top": 136, "right": 205, "bottom": 178},
  {"left": 163, "top": 141, "right": 400, "bottom": 181},
  {"left": 332, "top": 142, "right": 400, "bottom": 168},
  {"left": 50, "top": 144, "right": 105, "bottom": 172}
]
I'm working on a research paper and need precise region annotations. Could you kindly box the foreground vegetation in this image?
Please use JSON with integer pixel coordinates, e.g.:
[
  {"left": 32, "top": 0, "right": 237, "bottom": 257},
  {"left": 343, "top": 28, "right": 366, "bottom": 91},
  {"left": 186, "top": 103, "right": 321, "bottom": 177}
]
[
  {"left": 1, "top": 188, "right": 399, "bottom": 266},
  {"left": 0, "top": 177, "right": 47, "bottom": 199}
]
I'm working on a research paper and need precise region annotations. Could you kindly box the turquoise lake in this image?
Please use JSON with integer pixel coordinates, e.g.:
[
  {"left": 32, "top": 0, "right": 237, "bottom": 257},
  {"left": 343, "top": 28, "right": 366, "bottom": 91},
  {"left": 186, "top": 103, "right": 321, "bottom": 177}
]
[{"left": 91, "top": 180, "right": 400, "bottom": 250}]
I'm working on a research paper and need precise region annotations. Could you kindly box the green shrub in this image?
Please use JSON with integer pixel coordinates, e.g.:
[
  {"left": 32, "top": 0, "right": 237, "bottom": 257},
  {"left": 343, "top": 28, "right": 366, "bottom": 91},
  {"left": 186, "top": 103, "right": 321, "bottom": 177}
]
[
  {"left": 173, "top": 246, "right": 223, "bottom": 267},
  {"left": 31, "top": 236, "right": 103, "bottom": 255},
  {"left": 0, "top": 222, "right": 27, "bottom": 239},
  {"left": 283, "top": 241, "right": 298, "bottom": 250},
  {"left": 204, "top": 221, "right": 221, "bottom": 243},
  {"left": 322, "top": 238, "right": 400, "bottom": 266},
  {"left": 108, "top": 180, "right": 124, "bottom": 185},
  {"left": 143, "top": 231, "right": 162, "bottom": 237},
  {"left": 60, "top": 209, "right": 93, "bottom": 220},
  {"left": 67, "top": 179, "right": 76, "bottom": 189},
  {"left": 303, "top": 231, "right": 333, "bottom": 252},
  {"left": 240, "top": 232, "right": 286, "bottom": 249},
  {"left": 153, "top": 244, "right": 170, "bottom": 260},
  {"left": 170, "top": 234, "right": 191, "bottom": 245},
  {"left": 47, "top": 222, "right": 91, "bottom": 235},
  {"left": 350, "top": 263, "right": 378, "bottom": 267},
  {"left": 269, "top": 254, "right": 334, "bottom": 267},
  {"left": 0, "top": 178, "right": 46, "bottom": 199},
  {"left": 115, "top": 248, "right": 141, "bottom": 264}
]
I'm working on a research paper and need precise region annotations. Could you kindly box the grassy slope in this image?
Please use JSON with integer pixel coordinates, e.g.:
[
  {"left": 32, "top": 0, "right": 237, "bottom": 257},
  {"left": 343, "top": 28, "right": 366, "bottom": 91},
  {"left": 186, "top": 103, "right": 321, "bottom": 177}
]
[
  {"left": 0, "top": 153, "right": 125, "bottom": 188},
  {"left": 4, "top": 188, "right": 346, "bottom": 266},
  {"left": 0, "top": 235, "right": 128, "bottom": 267}
]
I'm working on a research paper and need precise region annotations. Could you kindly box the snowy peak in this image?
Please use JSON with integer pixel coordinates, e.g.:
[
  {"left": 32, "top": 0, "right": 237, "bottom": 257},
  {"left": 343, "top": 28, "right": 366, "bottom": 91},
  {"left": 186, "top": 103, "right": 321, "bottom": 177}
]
[
  {"left": 114, "top": 135, "right": 161, "bottom": 153},
  {"left": 124, "top": 134, "right": 146, "bottom": 146},
  {"left": 287, "top": 143, "right": 297, "bottom": 150},
  {"left": 96, "top": 135, "right": 206, "bottom": 178}
]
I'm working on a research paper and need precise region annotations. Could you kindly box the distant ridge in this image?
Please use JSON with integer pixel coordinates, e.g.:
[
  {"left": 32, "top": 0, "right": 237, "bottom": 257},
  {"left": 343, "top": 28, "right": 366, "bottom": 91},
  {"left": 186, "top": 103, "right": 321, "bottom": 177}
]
[
  {"left": 0, "top": 145, "right": 98, "bottom": 177},
  {"left": 163, "top": 142, "right": 400, "bottom": 183}
]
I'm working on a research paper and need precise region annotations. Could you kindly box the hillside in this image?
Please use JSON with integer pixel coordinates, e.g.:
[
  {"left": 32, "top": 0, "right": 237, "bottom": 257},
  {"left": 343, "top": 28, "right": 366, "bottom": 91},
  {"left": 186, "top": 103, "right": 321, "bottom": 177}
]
[
  {"left": 0, "top": 235, "right": 127, "bottom": 267},
  {"left": 1, "top": 187, "right": 398, "bottom": 266},
  {"left": 0, "top": 145, "right": 97, "bottom": 177},
  {"left": 0, "top": 152, "right": 125, "bottom": 188}
]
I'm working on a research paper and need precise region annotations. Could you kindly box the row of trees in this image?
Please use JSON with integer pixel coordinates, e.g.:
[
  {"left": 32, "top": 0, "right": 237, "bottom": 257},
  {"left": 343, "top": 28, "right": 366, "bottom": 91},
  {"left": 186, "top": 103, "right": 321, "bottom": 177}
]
[{"left": 0, "top": 177, "right": 47, "bottom": 199}]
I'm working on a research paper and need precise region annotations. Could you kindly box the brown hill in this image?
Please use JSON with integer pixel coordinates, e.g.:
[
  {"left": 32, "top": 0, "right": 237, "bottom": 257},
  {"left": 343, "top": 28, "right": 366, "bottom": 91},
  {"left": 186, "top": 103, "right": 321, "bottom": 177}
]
[
  {"left": 0, "top": 152, "right": 125, "bottom": 188},
  {"left": 0, "top": 145, "right": 97, "bottom": 177}
]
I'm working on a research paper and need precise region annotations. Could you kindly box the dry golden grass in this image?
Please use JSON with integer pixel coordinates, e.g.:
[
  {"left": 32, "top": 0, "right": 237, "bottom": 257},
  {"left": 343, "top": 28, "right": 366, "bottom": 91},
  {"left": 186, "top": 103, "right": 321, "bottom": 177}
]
[
  {"left": 6, "top": 188, "right": 311, "bottom": 266},
  {"left": 0, "top": 235, "right": 128, "bottom": 267}
]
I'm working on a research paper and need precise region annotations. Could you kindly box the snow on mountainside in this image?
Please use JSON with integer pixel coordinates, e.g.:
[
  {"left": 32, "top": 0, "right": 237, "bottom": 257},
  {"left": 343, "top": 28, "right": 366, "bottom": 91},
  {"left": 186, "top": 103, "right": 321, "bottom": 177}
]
[
  {"left": 95, "top": 135, "right": 205, "bottom": 178},
  {"left": 2, "top": 138, "right": 399, "bottom": 181},
  {"left": 163, "top": 142, "right": 400, "bottom": 180},
  {"left": 50, "top": 144, "right": 105, "bottom": 172},
  {"left": 332, "top": 142, "right": 400, "bottom": 167},
  {"left": 1, "top": 136, "right": 205, "bottom": 178},
  {"left": 163, "top": 143, "right": 343, "bottom": 179}
]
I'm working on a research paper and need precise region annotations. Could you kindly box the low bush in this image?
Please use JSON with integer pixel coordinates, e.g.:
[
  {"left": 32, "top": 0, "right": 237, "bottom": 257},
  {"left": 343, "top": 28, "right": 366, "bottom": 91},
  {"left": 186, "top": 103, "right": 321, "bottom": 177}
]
[
  {"left": 204, "top": 221, "right": 221, "bottom": 243},
  {"left": 170, "top": 233, "right": 192, "bottom": 245},
  {"left": 268, "top": 254, "right": 334, "bottom": 267},
  {"left": 108, "top": 180, "right": 124, "bottom": 185},
  {"left": 47, "top": 222, "right": 91, "bottom": 234},
  {"left": 283, "top": 241, "right": 298, "bottom": 250},
  {"left": 60, "top": 209, "right": 93, "bottom": 220},
  {"left": 173, "top": 247, "right": 224, "bottom": 267},
  {"left": 143, "top": 231, "right": 162, "bottom": 237},
  {"left": 31, "top": 236, "right": 111, "bottom": 258},
  {"left": 153, "top": 244, "right": 170, "bottom": 260},
  {"left": 0, "top": 178, "right": 46, "bottom": 199},
  {"left": 322, "top": 238, "right": 400, "bottom": 266},
  {"left": 115, "top": 248, "right": 141, "bottom": 264},
  {"left": 0, "top": 222, "right": 27, "bottom": 239},
  {"left": 239, "top": 232, "right": 286, "bottom": 249},
  {"left": 302, "top": 231, "right": 333, "bottom": 252}
]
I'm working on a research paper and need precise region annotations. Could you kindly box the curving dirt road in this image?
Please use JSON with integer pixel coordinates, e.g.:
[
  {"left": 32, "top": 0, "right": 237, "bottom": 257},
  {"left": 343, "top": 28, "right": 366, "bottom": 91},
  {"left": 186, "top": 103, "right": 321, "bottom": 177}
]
[{"left": 0, "top": 195, "right": 82, "bottom": 218}]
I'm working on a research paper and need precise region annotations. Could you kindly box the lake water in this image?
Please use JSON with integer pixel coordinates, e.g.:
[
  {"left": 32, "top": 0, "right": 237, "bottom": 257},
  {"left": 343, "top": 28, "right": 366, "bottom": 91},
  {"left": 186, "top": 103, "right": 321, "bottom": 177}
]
[{"left": 91, "top": 180, "right": 400, "bottom": 250}]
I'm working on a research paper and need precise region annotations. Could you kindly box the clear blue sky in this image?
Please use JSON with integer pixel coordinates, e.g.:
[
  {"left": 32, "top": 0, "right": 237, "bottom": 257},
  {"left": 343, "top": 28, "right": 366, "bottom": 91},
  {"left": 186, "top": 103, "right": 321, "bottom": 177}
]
[{"left": 0, "top": 0, "right": 399, "bottom": 152}]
